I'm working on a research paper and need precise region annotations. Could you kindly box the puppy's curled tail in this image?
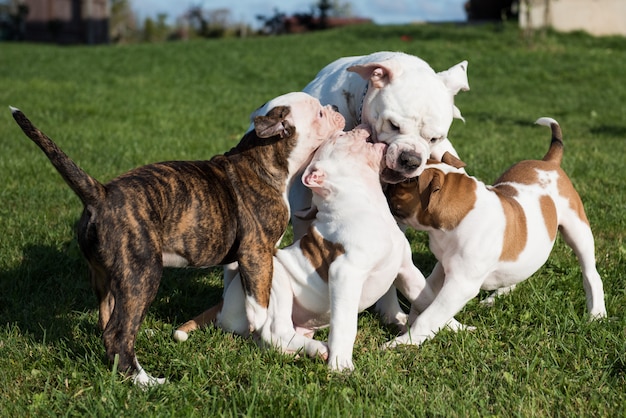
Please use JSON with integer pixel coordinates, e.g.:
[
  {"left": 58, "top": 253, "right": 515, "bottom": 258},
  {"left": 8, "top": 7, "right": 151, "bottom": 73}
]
[
  {"left": 10, "top": 106, "right": 105, "bottom": 206},
  {"left": 535, "top": 117, "right": 563, "bottom": 165}
]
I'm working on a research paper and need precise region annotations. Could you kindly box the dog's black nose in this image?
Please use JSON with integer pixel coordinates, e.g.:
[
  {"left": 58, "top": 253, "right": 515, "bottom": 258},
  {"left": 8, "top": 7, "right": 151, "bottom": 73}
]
[
  {"left": 331, "top": 104, "right": 339, "bottom": 112},
  {"left": 398, "top": 151, "right": 422, "bottom": 171}
]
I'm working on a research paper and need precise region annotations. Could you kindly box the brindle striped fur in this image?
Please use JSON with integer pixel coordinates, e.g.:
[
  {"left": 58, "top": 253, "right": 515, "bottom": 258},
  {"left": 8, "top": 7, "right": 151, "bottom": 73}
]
[{"left": 11, "top": 106, "right": 299, "bottom": 376}]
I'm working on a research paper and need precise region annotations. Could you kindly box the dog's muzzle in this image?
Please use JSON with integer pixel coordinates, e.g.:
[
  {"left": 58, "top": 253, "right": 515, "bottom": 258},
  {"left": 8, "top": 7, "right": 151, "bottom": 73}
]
[
  {"left": 381, "top": 150, "right": 424, "bottom": 184},
  {"left": 398, "top": 151, "right": 422, "bottom": 172}
]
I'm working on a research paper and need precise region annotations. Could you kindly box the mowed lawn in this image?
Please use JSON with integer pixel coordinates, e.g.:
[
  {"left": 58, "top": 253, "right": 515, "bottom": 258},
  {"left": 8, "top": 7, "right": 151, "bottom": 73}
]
[{"left": 0, "top": 23, "right": 625, "bottom": 416}]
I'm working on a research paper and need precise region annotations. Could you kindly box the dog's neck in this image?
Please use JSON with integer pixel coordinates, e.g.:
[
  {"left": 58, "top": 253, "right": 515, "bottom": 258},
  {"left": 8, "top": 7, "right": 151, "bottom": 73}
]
[
  {"left": 356, "top": 82, "right": 369, "bottom": 125},
  {"left": 224, "top": 130, "right": 293, "bottom": 190}
]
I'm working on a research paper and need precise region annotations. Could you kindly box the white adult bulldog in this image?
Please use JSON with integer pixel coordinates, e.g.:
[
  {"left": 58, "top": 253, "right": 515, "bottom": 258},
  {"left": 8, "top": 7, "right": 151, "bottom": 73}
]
[{"left": 291, "top": 51, "right": 470, "bottom": 238}]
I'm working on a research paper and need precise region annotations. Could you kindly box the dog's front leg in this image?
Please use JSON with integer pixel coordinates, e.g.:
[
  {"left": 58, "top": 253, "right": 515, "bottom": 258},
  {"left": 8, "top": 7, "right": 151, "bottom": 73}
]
[
  {"left": 327, "top": 265, "right": 363, "bottom": 371},
  {"left": 258, "top": 263, "right": 329, "bottom": 360},
  {"left": 405, "top": 262, "right": 475, "bottom": 333},
  {"left": 386, "top": 272, "right": 481, "bottom": 348},
  {"left": 237, "top": 250, "right": 273, "bottom": 332},
  {"left": 373, "top": 286, "right": 409, "bottom": 333}
]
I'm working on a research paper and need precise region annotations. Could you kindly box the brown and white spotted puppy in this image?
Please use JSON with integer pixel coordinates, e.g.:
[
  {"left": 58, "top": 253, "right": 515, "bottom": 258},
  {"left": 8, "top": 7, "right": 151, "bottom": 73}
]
[
  {"left": 384, "top": 117, "right": 607, "bottom": 349},
  {"left": 10, "top": 92, "right": 345, "bottom": 386}
]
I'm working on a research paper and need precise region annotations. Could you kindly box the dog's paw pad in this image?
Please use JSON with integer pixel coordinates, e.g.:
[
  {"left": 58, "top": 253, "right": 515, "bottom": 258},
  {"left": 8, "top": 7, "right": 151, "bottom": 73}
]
[{"left": 172, "top": 330, "right": 189, "bottom": 342}]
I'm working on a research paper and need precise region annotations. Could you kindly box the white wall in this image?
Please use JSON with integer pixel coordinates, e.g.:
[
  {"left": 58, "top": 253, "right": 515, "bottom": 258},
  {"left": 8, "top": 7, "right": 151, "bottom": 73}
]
[{"left": 519, "top": 0, "right": 626, "bottom": 37}]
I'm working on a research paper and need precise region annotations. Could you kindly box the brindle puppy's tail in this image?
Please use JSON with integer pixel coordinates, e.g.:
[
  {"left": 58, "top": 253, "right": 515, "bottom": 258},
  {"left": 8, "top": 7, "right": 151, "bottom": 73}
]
[
  {"left": 10, "top": 106, "right": 105, "bottom": 206},
  {"left": 535, "top": 117, "right": 563, "bottom": 166}
]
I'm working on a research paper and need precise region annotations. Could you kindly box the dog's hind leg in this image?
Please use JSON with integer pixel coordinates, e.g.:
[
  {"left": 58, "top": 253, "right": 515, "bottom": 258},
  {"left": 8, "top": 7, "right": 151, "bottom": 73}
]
[
  {"left": 101, "top": 260, "right": 163, "bottom": 384},
  {"left": 173, "top": 300, "right": 223, "bottom": 342},
  {"left": 559, "top": 214, "right": 607, "bottom": 319},
  {"left": 89, "top": 264, "right": 114, "bottom": 330},
  {"left": 480, "top": 284, "right": 517, "bottom": 306}
]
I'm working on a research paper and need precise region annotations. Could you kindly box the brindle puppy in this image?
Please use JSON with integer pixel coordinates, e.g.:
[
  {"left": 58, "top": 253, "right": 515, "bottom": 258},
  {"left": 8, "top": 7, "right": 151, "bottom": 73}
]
[{"left": 10, "top": 92, "right": 345, "bottom": 386}]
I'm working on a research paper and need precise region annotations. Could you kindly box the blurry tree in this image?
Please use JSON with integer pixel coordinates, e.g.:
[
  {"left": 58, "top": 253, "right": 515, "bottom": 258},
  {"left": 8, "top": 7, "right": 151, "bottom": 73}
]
[
  {"left": 328, "top": 0, "right": 353, "bottom": 17},
  {"left": 185, "top": 6, "right": 233, "bottom": 38},
  {"left": 110, "top": 0, "right": 138, "bottom": 43},
  {"left": 258, "top": 0, "right": 354, "bottom": 35},
  {"left": 142, "top": 13, "right": 169, "bottom": 42},
  {"left": 257, "top": 8, "right": 286, "bottom": 35}
]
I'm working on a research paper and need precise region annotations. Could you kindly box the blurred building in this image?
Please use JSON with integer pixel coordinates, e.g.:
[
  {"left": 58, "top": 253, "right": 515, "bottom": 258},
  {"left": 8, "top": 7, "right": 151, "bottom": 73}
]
[
  {"left": 519, "top": 0, "right": 626, "bottom": 36},
  {"left": 4, "top": 0, "right": 109, "bottom": 44}
]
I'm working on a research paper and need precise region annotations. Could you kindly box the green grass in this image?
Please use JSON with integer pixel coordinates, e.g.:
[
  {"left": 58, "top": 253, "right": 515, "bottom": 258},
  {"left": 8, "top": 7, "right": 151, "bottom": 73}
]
[{"left": 1, "top": 23, "right": 625, "bottom": 416}]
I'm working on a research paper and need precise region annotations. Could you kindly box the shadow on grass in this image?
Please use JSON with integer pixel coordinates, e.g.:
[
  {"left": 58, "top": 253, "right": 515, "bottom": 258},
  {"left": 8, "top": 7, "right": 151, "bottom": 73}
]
[
  {"left": 0, "top": 240, "right": 223, "bottom": 345},
  {"left": 590, "top": 124, "right": 626, "bottom": 138}
]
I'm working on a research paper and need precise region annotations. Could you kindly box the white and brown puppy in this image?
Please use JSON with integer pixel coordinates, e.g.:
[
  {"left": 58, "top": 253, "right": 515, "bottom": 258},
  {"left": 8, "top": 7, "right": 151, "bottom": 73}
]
[
  {"left": 385, "top": 118, "right": 607, "bottom": 348},
  {"left": 175, "top": 126, "right": 434, "bottom": 371},
  {"left": 10, "top": 92, "right": 345, "bottom": 386}
]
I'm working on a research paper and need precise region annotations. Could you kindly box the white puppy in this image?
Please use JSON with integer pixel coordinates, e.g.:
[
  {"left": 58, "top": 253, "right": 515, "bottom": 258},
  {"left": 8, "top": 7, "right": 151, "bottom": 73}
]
[
  {"left": 384, "top": 118, "right": 607, "bottom": 348},
  {"left": 175, "top": 126, "right": 433, "bottom": 371}
]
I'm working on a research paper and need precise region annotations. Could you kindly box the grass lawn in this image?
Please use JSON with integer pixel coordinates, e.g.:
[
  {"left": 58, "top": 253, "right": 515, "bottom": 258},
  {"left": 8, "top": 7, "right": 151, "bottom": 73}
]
[{"left": 0, "top": 23, "right": 625, "bottom": 416}]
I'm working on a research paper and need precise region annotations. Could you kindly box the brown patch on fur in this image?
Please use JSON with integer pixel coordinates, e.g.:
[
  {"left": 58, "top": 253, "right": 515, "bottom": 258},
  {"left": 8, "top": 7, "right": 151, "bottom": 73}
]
[
  {"left": 418, "top": 169, "right": 477, "bottom": 230},
  {"left": 386, "top": 179, "right": 421, "bottom": 222},
  {"left": 558, "top": 172, "right": 590, "bottom": 226},
  {"left": 177, "top": 300, "right": 224, "bottom": 333},
  {"left": 540, "top": 194, "right": 558, "bottom": 241},
  {"left": 494, "top": 187, "right": 528, "bottom": 261},
  {"left": 299, "top": 226, "right": 346, "bottom": 282},
  {"left": 386, "top": 170, "right": 477, "bottom": 231},
  {"left": 493, "top": 183, "right": 518, "bottom": 197},
  {"left": 441, "top": 152, "right": 466, "bottom": 169}
]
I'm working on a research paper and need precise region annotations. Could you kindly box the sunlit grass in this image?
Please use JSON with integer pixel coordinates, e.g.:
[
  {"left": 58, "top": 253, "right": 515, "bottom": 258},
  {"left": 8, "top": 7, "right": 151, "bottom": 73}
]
[{"left": 0, "top": 23, "right": 624, "bottom": 415}]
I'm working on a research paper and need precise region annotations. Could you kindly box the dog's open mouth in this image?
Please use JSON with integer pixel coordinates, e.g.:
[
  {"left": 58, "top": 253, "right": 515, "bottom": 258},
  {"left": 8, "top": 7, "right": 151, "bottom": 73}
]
[{"left": 381, "top": 167, "right": 411, "bottom": 184}]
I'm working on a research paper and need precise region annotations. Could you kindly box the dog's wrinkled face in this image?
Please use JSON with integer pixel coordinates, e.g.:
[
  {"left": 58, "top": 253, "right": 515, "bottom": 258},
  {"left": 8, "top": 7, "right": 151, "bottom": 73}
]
[
  {"left": 348, "top": 59, "right": 469, "bottom": 183},
  {"left": 251, "top": 92, "right": 346, "bottom": 174},
  {"left": 302, "top": 125, "right": 386, "bottom": 198}
]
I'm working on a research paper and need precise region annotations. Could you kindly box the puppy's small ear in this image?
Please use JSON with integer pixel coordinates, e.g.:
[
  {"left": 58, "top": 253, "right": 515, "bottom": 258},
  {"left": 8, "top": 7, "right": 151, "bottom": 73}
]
[
  {"left": 453, "top": 105, "right": 465, "bottom": 122},
  {"left": 254, "top": 105, "right": 295, "bottom": 139},
  {"left": 441, "top": 152, "right": 466, "bottom": 169},
  {"left": 418, "top": 169, "right": 443, "bottom": 212},
  {"left": 437, "top": 60, "right": 470, "bottom": 95},
  {"left": 302, "top": 166, "right": 329, "bottom": 197}
]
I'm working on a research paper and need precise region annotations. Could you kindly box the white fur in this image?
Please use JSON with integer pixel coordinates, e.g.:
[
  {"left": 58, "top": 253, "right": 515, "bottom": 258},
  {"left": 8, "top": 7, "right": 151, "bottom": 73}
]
[
  {"left": 291, "top": 51, "right": 469, "bottom": 239},
  {"left": 214, "top": 127, "right": 432, "bottom": 371}
]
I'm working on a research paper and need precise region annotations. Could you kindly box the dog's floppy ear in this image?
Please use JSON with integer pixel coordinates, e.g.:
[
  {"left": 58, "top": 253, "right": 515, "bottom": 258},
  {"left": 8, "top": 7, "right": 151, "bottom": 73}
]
[
  {"left": 441, "top": 151, "right": 466, "bottom": 169},
  {"left": 348, "top": 60, "right": 402, "bottom": 89},
  {"left": 254, "top": 105, "right": 295, "bottom": 139},
  {"left": 417, "top": 169, "right": 443, "bottom": 213}
]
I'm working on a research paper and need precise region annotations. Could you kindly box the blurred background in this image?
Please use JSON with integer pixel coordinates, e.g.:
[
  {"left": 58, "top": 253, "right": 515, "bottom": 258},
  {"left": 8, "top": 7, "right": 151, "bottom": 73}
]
[{"left": 0, "top": 0, "right": 623, "bottom": 45}]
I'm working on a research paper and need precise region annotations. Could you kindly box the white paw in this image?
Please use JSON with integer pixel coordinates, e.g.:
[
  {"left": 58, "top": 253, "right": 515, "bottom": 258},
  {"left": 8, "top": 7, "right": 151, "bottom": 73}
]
[
  {"left": 445, "top": 318, "right": 476, "bottom": 332},
  {"left": 327, "top": 356, "right": 354, "bottom": 372},
  {"left": 132, "top": 368, "right": 166, "bottom": 389},
  {"left": 245, "top": 299, "right": 268, "bottom": 333},
  {"left": 589, "top": 310, "right": 607, "bottom": 320},
  {"left": 172, "top": 330, "right": 189, "bottom": 342}
]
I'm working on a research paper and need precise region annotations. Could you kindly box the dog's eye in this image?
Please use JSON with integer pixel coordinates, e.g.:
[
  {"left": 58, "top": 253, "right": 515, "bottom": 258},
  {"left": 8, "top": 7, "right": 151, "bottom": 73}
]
[
  {"left": 319, "top": 110, "right": 324, "bottom": 118},
  {"left": 389, "top": 121, "right": 400, "bottom": 131},
  {"left": 430, "top": 136, "right": 443, "bottom": 144}
]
